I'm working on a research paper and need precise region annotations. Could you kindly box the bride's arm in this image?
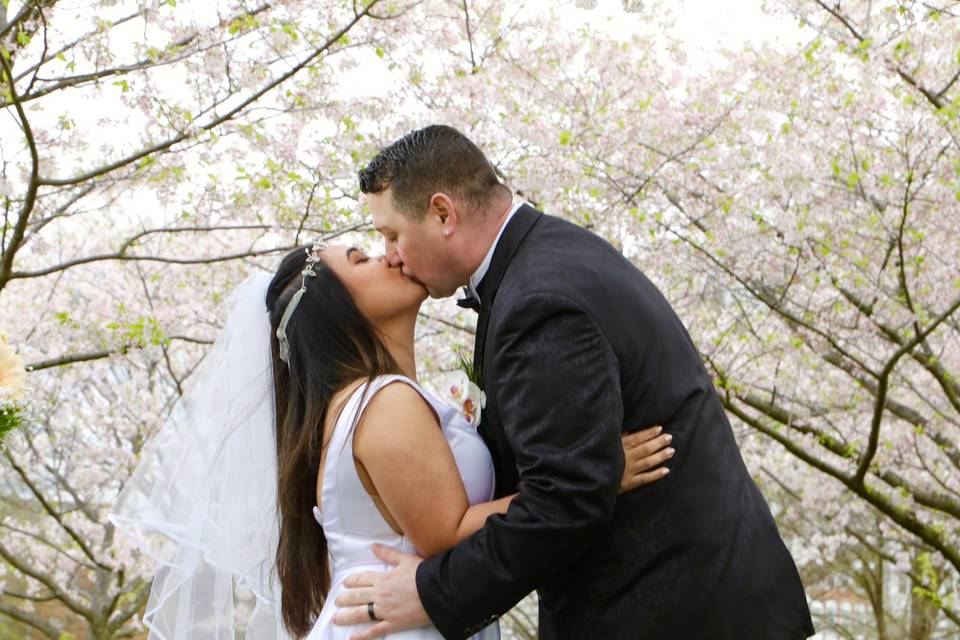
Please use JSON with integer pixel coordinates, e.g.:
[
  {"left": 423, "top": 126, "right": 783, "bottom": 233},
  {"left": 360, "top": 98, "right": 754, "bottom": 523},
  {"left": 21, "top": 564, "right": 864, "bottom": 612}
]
[
  {"left": 449, "top": 495, "right": 515, "bottom": 543},
  {"left": 353, "top": 382, "right": 675, "bottom": 557},
  {"left": 353, "top": 381, "right": 507, "bottom": 557},
  {"left": 446, "top": 426, "right": 676, "bottom": 540}
]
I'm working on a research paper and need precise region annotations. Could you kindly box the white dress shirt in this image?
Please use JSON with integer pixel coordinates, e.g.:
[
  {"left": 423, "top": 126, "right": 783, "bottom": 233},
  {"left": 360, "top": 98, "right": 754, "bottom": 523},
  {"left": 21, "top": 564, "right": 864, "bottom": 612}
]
[{"left": 467, "top": 198, "right": 525, "bottom": 302}]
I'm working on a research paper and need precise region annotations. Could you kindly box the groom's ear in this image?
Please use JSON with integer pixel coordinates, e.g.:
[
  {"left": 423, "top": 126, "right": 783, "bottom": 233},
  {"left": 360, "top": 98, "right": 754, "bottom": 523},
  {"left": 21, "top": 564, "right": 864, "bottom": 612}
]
[{"left": 427, "top": 192, "right": 459, "bottom": 232}]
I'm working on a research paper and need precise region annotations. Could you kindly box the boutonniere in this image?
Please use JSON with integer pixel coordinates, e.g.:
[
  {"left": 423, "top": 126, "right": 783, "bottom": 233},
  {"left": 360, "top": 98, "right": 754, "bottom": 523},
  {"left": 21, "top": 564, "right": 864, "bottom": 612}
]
[
  {"left": 0, "top": 335, "right": 28, "bottom": 448},
  {"left": 435, "top": 350, "right": 486, "bottom": 428}
]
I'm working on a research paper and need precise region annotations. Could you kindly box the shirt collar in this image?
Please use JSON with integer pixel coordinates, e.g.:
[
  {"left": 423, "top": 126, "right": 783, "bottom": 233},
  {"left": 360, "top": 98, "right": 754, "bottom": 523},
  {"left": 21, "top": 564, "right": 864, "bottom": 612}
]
[{"left": 468, "top": 198, "right": 525, "bottom": 299}]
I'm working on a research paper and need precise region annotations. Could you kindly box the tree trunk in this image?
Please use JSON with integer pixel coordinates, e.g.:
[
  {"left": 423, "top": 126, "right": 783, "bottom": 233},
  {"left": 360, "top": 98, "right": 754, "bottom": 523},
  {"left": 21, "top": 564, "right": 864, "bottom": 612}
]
[{"left": 909, "top": 551, "right": 939, "bottom": 640}]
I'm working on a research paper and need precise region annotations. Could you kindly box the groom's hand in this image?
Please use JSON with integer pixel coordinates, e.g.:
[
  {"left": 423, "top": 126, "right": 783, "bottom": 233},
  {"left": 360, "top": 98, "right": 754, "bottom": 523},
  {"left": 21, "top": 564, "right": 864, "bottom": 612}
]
[{"left": 333, "top": 544, "right": 430, "bottom": 640}]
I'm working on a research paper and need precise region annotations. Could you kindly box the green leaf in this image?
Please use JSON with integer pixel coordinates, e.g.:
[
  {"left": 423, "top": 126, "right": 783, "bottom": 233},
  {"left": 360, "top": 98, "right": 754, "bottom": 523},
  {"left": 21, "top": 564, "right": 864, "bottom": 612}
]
[
  {"left": 0, "top": 404, "right": 24, "bottom": 449},
  {"left": 375, "top": 47, "right": 385, "bottom": 59},
  {"left": 455, "top": 348, "right": 482, "bottom": 386},
  {"left": 113, "top": 79, "right": 130, "bottom": 93},
  {"left": 228, "top": 13, "right": 259, "bottom": 34},
  {"left": 803, "top": 38, "right": 822, "bottom": 64},
  {"left": 166, "top": 0, "right": 176, "bottom": 6},
  {"left": 846, "top": 171, "right": 859, "bottom": 190},
  {"left": 281, "top": 22, "right": 298, "bottom": 41},
  {"left": 559, "top": 130, "right": 572, "bottom": 145},
  {"left": 136, "top": 155, "right": 157, "bottom": 171}
]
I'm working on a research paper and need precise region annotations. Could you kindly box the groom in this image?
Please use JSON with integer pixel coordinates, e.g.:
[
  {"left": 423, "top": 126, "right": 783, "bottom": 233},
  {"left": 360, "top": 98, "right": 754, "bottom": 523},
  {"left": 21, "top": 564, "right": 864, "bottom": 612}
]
[{"left": 334, "top": 125, "right": 814, "bottom": 639}]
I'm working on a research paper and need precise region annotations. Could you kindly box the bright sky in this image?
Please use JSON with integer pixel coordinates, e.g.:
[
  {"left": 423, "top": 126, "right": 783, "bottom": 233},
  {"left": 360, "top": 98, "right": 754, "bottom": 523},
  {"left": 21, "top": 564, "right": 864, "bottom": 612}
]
[
  {"left": 549, "top": 0, "right": 808, "bottom": 59},
  {"left": 667, "top": 0, "right": 806, "bottom": 50},
  {"left": 342, "top": 0, "right": 811, "bottom": 101}
]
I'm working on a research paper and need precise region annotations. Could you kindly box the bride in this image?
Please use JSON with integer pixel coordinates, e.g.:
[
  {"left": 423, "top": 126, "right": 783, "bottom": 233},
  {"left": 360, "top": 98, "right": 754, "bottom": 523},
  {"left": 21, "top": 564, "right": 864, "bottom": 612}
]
[{"left": 109, "top": 240, "right": 673, "bottom": 639}]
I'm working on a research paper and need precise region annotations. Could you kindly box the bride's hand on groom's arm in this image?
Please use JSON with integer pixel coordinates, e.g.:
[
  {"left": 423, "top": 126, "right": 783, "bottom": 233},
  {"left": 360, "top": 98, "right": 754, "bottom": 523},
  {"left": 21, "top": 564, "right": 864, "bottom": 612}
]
[{"left": 619, "top": 425, "right": 673, "bottom": 493}]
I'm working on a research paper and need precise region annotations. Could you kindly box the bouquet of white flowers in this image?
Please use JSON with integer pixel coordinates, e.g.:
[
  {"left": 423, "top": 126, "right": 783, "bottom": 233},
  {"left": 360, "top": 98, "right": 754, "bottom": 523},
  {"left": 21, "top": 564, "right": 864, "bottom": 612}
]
[{"left": 0, "top": 335, "right": 27, "bottom": 447}]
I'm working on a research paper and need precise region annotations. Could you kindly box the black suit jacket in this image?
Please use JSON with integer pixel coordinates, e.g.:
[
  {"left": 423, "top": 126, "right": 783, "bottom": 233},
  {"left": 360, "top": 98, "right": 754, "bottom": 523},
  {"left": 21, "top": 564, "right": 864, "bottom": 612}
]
[{"left": 416, "top": 206, "right": 814, "bottom": 639}]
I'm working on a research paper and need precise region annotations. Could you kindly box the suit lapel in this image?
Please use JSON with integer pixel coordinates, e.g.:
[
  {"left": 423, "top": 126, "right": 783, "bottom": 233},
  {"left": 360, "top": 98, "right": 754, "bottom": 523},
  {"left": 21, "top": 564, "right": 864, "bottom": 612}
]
[{"left": 472, "top": 204, "right": 543, "bottom": 386}]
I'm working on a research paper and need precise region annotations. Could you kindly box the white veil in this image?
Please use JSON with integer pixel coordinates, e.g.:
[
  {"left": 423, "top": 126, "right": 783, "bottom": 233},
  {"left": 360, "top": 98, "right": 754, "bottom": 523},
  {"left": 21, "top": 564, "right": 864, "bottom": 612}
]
[{"left": 109, "top": 272, "right": 291, "bottom": 640}]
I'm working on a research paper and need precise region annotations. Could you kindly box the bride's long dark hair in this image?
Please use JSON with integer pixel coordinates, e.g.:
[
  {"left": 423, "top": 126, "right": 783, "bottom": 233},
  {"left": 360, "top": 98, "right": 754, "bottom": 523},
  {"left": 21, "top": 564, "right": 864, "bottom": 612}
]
[{"left": 265, "top": 245, "right": 401, "bottom": 637}]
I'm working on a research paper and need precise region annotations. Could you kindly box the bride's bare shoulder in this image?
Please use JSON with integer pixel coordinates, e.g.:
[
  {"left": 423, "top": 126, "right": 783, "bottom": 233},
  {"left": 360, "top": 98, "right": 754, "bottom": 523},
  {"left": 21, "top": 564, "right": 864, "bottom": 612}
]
[
  {"left": 356, "top": 378, "right": 439, "bottom": 439},
  {"left": 363, "top": 378, "right": 431, "bottom": 416}
]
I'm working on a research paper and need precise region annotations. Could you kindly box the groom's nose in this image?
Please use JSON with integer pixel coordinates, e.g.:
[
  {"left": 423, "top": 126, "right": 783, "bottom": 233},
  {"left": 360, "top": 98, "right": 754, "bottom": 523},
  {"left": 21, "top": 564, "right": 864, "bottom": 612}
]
[{"left": 385, "top": 250, "right": 403, "bottom": 268}]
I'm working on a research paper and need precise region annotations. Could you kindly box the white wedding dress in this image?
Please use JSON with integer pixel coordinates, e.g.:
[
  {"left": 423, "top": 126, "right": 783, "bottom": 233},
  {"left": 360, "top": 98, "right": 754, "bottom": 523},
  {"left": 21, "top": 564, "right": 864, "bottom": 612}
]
[{"left": 307, "top": 374, "right": 500, "bottom": 640}]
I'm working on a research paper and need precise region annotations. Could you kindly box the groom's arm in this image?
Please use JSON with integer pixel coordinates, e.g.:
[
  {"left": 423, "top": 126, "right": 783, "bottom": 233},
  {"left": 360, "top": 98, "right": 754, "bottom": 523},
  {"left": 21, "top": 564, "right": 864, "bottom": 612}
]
[{"left": 416, "top": 291, "right": 625, "bottom": 639}]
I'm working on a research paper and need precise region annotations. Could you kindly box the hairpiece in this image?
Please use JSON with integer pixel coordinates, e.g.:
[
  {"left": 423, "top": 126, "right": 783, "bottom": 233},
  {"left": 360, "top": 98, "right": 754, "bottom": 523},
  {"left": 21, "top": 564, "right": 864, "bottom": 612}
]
[{"left": 276, "top": 240, "right": 328, "bottom": 364}]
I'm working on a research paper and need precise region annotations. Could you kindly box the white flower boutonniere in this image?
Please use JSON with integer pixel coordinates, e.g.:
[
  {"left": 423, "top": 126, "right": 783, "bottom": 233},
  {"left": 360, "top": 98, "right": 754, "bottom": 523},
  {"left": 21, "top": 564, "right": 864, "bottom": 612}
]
[{"left": 436, "top": 370, "right": 486, "bottom": 428}]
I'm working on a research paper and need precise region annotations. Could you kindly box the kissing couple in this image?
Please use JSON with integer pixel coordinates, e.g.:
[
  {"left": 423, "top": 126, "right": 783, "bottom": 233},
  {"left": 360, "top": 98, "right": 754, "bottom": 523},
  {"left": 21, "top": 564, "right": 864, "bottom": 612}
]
[{"left": 110, "top": 125, "right": 814, "bottom": 639}]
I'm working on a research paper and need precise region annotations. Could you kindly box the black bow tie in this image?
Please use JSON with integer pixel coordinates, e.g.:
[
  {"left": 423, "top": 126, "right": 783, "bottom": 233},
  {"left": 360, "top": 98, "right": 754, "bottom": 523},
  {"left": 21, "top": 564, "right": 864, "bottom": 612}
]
[{"left": 455, "top": 287, "right": 481, "bottom": 312}]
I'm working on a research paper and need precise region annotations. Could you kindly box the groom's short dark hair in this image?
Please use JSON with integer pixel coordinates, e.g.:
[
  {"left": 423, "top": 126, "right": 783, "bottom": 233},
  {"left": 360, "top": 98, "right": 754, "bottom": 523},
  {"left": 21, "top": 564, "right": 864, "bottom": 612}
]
[{"left": 358, "top": 124, "right": 506, "bottom": 221}]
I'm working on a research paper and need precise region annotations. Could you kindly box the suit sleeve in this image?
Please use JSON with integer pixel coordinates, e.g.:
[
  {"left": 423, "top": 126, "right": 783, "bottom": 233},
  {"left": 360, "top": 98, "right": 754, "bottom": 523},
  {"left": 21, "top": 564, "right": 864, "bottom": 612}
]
[{"left": 416, "top": 292, "right": 625, "bottom": 639}]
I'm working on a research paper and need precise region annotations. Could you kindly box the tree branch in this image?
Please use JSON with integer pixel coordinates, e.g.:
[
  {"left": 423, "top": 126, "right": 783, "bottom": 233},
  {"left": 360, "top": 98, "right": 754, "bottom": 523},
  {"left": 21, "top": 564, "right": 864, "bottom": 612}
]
[
  {"left": 25, "top": 334, "right": 215, "bottom": 371},
  {"left": 0, "top": 599, "right": 61, "bottom": 640},
  {"left": 3, "top": 449, "right": 114, "bottom": 574},
  {"left": 735, "top": 389, "right": 960, "bottom": 521},
  {"left": 0, "top": 43, "right": 42, "bottom": 294},
  {"left": 0, "top": 0, "right": 40, "bottom": 42},
  {"left": 855, "top": 292, "right": 960, "bottom": 485},
  {"left": 105, "top": 580, "right": 151, "bottom": 636},
  {"left": 9, "top": 244, "right": 296, "bottom": 279},
  {"left": 762, "top": 466, "right": 960, "bottom": 628},
  {"left": 418, "top": 311, "right": 476, "bottom": 335},
  {"left": 813, "top": 0, "right": 946, "bottom": 110},
  {"left": 0, "top": 535, "right": 91, "bottom": 623},
  {"left": 36, "top": 0, "right": 382, "bottom": 188},
  {"left": 725, "top": 398, "right": 960, "bottom": 573}
]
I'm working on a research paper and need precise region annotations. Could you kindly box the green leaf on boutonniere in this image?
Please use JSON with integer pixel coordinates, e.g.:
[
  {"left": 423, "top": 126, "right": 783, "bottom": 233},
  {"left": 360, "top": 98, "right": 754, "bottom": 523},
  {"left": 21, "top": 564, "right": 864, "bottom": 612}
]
[{"left": 455, "top": 348, "right": 482, "bottom": 388}]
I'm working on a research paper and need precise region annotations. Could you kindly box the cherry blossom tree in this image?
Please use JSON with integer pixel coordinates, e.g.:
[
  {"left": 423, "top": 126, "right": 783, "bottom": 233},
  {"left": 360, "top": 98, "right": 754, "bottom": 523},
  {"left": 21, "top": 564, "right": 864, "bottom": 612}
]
[
  {"left": 0, "top": 0, "right": 545, "bottom": 635},
  {"left": 653, "top": 3, "right": 960, "bottom": 630},
  {"left": 3, "top": 0, "right": 958, "bottom": 637},
  {"left": 362, "top": 0, "right": 960, "bottom": 633},
  {"left": 0, "top": 0, "right": 411, "bottom": 635},
  {"left": 520, "top": 0, "right": 960, "bottom": 632}
]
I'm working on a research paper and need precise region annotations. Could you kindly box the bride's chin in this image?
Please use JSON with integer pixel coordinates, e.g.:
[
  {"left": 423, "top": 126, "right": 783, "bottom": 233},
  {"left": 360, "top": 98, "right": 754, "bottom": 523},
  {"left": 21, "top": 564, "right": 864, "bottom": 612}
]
[
  {"left": 407, "top": 282, "right": 429, "bottom": 303},
  {"left": 395, "top": 291, "right": 426, "bottom": 316}
]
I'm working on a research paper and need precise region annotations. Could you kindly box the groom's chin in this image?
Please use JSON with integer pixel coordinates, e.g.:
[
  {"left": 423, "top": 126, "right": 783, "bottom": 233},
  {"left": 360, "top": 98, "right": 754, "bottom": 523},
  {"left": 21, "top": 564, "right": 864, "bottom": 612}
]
[{"left": 429, "top": 286, "right": 456, "bottom": 300}]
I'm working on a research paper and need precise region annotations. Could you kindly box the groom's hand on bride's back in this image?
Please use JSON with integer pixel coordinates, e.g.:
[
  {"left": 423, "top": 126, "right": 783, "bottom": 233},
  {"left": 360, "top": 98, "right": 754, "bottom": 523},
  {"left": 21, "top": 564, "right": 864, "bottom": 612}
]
[{"left": 619, "top": 425, "right": 673, "bottom": 493}]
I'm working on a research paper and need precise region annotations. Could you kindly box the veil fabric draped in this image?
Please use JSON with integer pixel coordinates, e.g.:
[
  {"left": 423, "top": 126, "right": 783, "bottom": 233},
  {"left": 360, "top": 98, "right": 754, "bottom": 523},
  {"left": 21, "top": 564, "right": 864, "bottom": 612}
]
[{"left": 109, "top": 272, "right": 290, "bottom": 640}]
